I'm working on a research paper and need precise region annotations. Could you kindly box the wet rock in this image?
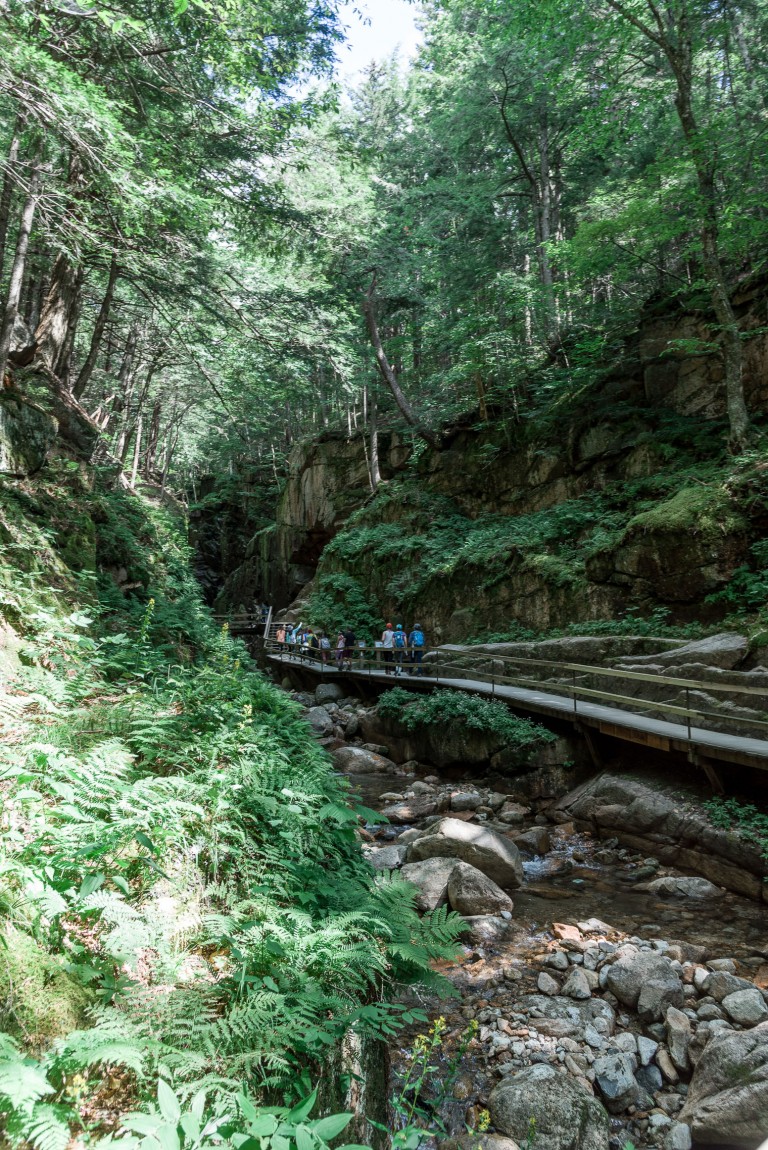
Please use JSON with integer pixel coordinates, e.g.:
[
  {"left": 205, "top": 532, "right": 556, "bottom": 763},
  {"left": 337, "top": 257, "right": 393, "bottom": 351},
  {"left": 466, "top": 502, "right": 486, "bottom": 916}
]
[
  {"left": 332, "top": 745, "right": 396, "bottom": 773},
  {"left": 644, "top": 876, "right": 723, "bottom": 900},
  {"left": 407, "top": 817, "right": 524, "bottom": 888},
  {"left": 450, "top": 791, "right": 483, "bottom": 812},
  {"left": 366, "top": 844, "right": 407, "bottom": 870},
  {"left": 447, "top": 861, "right": 514, "bottom": 916},
  {"left": 721, "top": 988, "right": 768, "bottom": 1026},
  {"left": 593, "top": 1051, "right": 639, "bottom": 1112},
  {"left": 665, "top": 1007, "right": 692, "bottom": 1072},
  {"left": 538, "top": 972, "right": 560, "bottom": 996},
  {"left": 489, "top": 1064, "right": 610, "bottom": 1150},
  {"left": 562, "top": 967, "right": 592, "bottom": 1000},
  {"left": 605, "top": 950, "right": 684, "bottom": 1019},
  {"left": 380, "top": 795, "right": 439, "bottom": 824},
  {"left": 679, "top": 1022, "right": 768, "bottom": 1145},
  {"left": 399, "top": 858, "right": 458, "bottom": 911},
  {"left": 315, "top": 682, "right": 346, "bottom": 704},
  {"left": 512, "top": 827, "right": 551, "bottom": 855}
]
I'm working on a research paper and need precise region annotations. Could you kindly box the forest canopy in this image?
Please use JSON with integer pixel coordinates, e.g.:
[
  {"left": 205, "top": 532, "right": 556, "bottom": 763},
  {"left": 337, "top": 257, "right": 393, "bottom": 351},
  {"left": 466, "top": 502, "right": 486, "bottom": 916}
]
[{"left": 1, "top": 0, "right": 766, "bottom": 487}]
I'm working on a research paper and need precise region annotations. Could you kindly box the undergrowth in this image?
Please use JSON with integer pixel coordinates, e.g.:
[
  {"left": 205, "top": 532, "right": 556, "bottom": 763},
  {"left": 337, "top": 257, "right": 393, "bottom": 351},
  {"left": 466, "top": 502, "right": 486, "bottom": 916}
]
[
  {"left": 0, "top": 474, "right": 464, "bottom": 1149},
  {"left": 377, "top": 688, "right": 556, "bottom": 752}
]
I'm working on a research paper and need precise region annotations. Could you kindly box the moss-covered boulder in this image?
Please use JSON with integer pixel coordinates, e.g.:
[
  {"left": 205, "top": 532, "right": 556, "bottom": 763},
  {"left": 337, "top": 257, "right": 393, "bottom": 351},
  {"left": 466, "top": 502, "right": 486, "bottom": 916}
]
[{"left": 0, "top": 926, "right": 92, "bottom": 1049}]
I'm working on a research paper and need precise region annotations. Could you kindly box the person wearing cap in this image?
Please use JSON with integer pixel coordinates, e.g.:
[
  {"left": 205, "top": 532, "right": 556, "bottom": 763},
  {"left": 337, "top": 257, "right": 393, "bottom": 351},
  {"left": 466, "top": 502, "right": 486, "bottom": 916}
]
[
  {"left": 408, "top": 623, "right": 426, "bottom": 675},
  {"left": 380, "top": 621, "right": 395, "bottom": 674},
  {"left": 392, "top": 623, "right": 408, "bottom": 675}
]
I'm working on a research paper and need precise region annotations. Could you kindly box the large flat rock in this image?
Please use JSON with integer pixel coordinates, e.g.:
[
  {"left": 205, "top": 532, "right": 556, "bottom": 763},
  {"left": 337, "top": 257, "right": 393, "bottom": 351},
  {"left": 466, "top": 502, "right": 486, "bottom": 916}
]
[{"left": 407, "top": 817, "right": 523, "bottom": 888}]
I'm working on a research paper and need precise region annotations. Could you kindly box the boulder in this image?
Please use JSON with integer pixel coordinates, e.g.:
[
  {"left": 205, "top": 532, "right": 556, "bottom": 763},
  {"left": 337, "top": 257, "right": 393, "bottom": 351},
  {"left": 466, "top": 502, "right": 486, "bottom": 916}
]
[
  {"left": 644, "top": 876, "right": 723, "bottom": 900},
  {"left": 366, "top": 844, "right": 407, "bottom": 870},
  {"left": 315, "top": 682, "right": 346, "bottom": 704},
  {"left": 679, "top": 1022, "right": 768, "bottom": 1145},
  {"left": 446, "top": 861, "right": 514, "bottom": 916},
  {"left": 0, "top": 391, "right": 58, "bottom": 477},
  {"left": 721, "top": 988, "right": 768, "bottom": 1027},
  {"left": 380, "top": 795, "right": 438, "bottom": 824},
  {"left": 407, "top": 817, "right": 524, "bottom": 888},
  {"left": 605, "top": 950, "right": 683, "bottom": 1018},
  {"left": 703, "top": 970, "right": 756, "bottom": 1001},
  {"left": 306, "top": 706, "right": 334, "bottom": 735},
  {"left": 331, "top": 745, "right": 396, "bottom": 774},
  {"left": 513, "top": 826, "right": 551, "bottom": 855},
  {"left": 399, "top": 858, "right": 458, "bottom": 911},
  {"left": 538, "top": 971, "right": 560, "bottom": 996},
  {"left": 619, "top": 633, "right": 748, "bottom": 670},
  {"left": 489, "top": 1064, "right": 610, "bottom": 1150}
]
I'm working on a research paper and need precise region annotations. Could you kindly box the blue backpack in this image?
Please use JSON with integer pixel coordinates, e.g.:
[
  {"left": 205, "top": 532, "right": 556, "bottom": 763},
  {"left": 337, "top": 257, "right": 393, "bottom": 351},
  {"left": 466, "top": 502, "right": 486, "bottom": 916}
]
[
  {"left": 410, "top": 629, "right": 424, "bottom": 648},
  {"left": 394, "top": 630, "right": 407, "bottom": 649}
]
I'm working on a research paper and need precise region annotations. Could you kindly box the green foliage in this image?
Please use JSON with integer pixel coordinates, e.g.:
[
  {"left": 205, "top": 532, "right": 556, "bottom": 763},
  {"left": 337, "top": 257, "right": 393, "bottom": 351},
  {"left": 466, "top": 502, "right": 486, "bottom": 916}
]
[
  {"left": 308, "top": 573, "right": 383, "bottom": 641},
  {"left": 704, "top": 796, "right": 768, "bottom": 864},
  {"left": 377, "top": 688, "right": 556, "bottom": 750}
]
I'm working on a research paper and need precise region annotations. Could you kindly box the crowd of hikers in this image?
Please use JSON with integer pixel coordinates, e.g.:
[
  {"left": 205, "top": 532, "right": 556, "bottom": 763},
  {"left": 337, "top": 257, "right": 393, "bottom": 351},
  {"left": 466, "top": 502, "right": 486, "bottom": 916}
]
[{"left": 273, "top": 620, "right": 427, "bottom": 675}]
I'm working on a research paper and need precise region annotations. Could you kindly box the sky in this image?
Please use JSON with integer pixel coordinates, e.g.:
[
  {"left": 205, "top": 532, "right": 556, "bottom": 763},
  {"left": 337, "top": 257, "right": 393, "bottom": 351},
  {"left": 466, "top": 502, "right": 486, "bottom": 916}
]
[{"left": 336, "top": 0, "right": 423, "bottom": 81}]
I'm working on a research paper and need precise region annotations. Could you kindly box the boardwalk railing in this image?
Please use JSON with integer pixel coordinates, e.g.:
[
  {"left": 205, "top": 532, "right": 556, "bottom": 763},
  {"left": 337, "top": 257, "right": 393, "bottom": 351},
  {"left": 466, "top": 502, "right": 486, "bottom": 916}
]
[{"left": 264, "top": 639, "right": 768, "bottom": 753}]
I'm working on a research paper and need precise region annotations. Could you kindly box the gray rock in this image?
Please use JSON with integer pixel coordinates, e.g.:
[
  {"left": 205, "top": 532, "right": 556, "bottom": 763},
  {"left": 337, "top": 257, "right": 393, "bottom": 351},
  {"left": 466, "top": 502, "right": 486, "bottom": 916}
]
[
  {"left": 344, "top": 715, "right": 359, "bottom": 737},
  {"left": 707, "top": 958, "right": 737, "bottom": 973},
  {"left": 665, "top": 1006, "right": 692, "bottom": 1072},
  {"left": 703, "top": 970, "right": 755, "bottom": 1001},
  {"left": 462, "top": 916, "right": 517, "bottom": 945},
  {"left": 592, "top": 1051, "right": 639, "bottom": 1111},
  {"left": 396, "top": 827, "right": 425, "bottom": 844},
  {"left": 637, "top": 1036, "right": 659, "bottom": 1066},
  {"left": 562, "top": 967, "right": 592, "bottom": 1000},
  {"left": 306, "top": 706, "right": 335, "bottom": 734},
  {"left": 489, "top": 1064, "right": 610, "bottom": 1150},
  {"left": 450, "top": 791, "right": 483, "bottom": 812},
  {"left": 315, "top": 682, "right": 346, "bottom": 704},
  {"left": 663, "top": 1123, "right": 692, "bottom": 1150},
  {"left": 645, "top": 876, "right": 723, "bottom": 900},
  {"left": 679, "top": 1022, "right": 768, "bottom": 1145},
  {"left": 626, "top": 633, "right": 748, "bottom": 670},
  {"left": 378, "top": 792, "right": 404, "bottom": 802},
  {"left": 696, "top": 1002, "right": 724, "bottom": 1022},
  {"left": 366, "top": 844, "right": 407, "bottom": 870},
  {"left": 605, "top": 950, "right": 681, "bottom": 1010},
  {"left": 447, "top": 860, "right": 514, "bottom": 916},
  {"left": 513, "top": 827, "right": 551, "bottom": 855},
  {"left": 0, "top": 391, "right": 58, "bottom": 477},
  {"left": 380, "top": 795, "right": 438, "bottom": 824},
  {"left": 537, "top": 971, "right": 560, "bottom": 996},
  {"left": 636, "top": 1064, "right": 663, "bottom": 1093},
  {"left": 332, "top": 745, "right": 396, "bottom": 774},
  {"left": 546, "top": 951, "right": 570, "bottom": 972},
  {"left": 442, "top": 1136, "right": 522, "bottom": 1150},
  {"left": 407, "top": 817, "right": 524, "bottom": 888},
  {"left": 399, "top": 858, "right": 458, "bottom": 911},
  {"left": 410, "top": 781, "right": 435, "bottom": 795},
  {"left": 721, "top": 988, "right": 768, "bottom": 1027},
  {"left": 638, "top": 978, "right": 685, "bottom": 1023}
]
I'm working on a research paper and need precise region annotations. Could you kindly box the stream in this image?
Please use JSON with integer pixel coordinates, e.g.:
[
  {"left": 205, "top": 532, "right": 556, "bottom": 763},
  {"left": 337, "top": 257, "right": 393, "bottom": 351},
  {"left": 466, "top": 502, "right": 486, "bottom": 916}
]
[{"left": 343, "top": 761, "right": 768, "bottom": 1150}]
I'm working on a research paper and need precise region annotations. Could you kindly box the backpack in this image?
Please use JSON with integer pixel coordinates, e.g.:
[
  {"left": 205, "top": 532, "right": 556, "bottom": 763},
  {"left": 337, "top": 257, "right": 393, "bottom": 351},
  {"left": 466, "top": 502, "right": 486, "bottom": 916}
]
[
  {"left": 410, "top": 629, "right": 424, "bottom": 648},
  {"left": 394, "top": 630, "right": 407, "bottom": 649}
]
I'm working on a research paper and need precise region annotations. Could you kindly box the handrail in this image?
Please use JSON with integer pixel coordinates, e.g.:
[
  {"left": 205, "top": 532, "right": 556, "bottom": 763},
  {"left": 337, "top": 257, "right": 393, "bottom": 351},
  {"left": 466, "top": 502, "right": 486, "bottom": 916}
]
[{"left": 263, "top": 639, "right": 768, "bottom": 749}]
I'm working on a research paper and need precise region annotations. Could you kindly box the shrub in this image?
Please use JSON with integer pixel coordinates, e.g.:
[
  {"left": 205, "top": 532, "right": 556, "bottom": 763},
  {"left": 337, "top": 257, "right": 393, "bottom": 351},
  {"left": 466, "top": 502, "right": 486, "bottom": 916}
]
[{"left": 377, "top": 687, "right": 556, "bottom": 750}]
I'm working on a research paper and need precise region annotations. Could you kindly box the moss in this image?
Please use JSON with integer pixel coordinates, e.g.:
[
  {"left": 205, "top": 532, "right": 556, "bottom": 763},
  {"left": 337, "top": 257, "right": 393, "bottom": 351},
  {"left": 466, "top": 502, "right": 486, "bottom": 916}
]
[
  {"left": 0, "top": 926, "right": 92, "bottom": 1050},
  {"left": 626, "top": 485, "right": 747, "bottom": 537}
]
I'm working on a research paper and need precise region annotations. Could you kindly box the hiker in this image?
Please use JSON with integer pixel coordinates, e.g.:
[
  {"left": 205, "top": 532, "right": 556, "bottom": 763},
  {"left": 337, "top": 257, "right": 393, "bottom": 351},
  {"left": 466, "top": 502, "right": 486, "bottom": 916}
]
[
  {"left": 319, "top": 631, "right": 331, "bottom": 664},
  {"left": 393, "top": 623, "right": 408, "bottom": 675},
  {"left": 343, "top": 626, "right": 356, "bottom": 670},
  {"left": 380, "top": 621, "right": 395, "bottom": 673},
  {"left": 335, "top": 631, "right": 345, "bottom": 669},
  {"left": 275, "top": 623, "right": 286, "bottom": 649},
  {"left": 408, "top": 622, "right": 426, "bottom": 675},
  {"left": 307, "top": 628, "right": 320, "bottom": 661}
]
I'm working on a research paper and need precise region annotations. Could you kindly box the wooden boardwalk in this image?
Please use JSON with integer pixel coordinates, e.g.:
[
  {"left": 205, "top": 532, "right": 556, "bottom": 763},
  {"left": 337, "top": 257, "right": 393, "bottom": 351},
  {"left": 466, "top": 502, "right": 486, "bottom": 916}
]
[{"left": 265, "top": 648, "right": 768, "bottom": 778}]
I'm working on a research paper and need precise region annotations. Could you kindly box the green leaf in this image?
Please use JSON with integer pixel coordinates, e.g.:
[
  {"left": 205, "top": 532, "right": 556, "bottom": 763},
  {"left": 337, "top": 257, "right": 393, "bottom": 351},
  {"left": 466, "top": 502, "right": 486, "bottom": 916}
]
[
  {"left": 286, "top": 1089, "right": 318, "bottom": 1125},
  {"left": 310, "top": 1113, "right": 354, "bottom": 1141},
  {"left": 295, "top": 1125, "right": 314, "bottom": 1150},
  {"left": 157, "top": 1081, "right": 181, "bottom": 1125}
]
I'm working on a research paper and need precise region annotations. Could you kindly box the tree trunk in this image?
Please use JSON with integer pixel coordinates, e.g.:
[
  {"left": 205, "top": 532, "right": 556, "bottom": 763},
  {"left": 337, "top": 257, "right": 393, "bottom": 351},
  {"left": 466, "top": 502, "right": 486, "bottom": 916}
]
[
  {"left": 34, "top": 253, "right": 84, "bottom": 379},
  {"left": 104, "top": 324, "right": 138, "bottom": 438},
  {"left": 73, "top": 253, "right": 119, "bottom": 398},
  {"left": 0, "top": 128, "right": 21, "bottom": 284},
  {"left": 0, "top": 164, "right": 42, "bottom": 385},
  {"left": 144, "top": 398, "right": 161, "bottom": 478},
  {"left": 368, "top": 386, "right": 381, "bottom": 491},
  {"left": 362, "top": 275, "right": 439, "bottom": 450}
]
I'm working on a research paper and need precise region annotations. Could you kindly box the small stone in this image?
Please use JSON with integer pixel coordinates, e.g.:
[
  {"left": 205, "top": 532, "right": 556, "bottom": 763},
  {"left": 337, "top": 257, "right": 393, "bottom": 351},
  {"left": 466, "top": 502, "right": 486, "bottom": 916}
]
[
  {"left": 612, "top": 1032, "right": 637, "bottom": 1054},
  {"left": 451, "top": 791, "right": 483, "bottom": 811},
  {"left": 656, "top": 1047, "right": 679, "bottom": 1084},
  {"left": 537, "top": 971, "right": 560, "bottom": 996},
  {"left": 664, "top": 1122, "right": 692, "bottom": 1150},
  {"left": 706, "top": 958, "right": 736, "bottom": 973},
  {"left": 696, "top": 1002, "right": 724, "bottom": 1021},
  {"left": 562, "top": 967, "right": 592, "bottom": 1000},
  {"left": 636, "top": 1064, "right": 663, "bottom": 1092},
  {"left": 545, "top": 950, "right": 569, "bottom": 971},
  {"left": 637, "top": 1036, "right": 658, "bottom": 1066},
  {"left": 665, "top": 1007, "right": 691, "bottom": 1073},
  {"left": 721, "top": 988, "right": 768, "bottom": 1026}
]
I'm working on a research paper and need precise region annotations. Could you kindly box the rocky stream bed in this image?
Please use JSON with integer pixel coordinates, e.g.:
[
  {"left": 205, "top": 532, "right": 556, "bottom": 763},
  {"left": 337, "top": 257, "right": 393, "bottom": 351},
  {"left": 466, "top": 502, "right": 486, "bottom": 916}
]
[{"left": 292, "top": 682, "right": 768, "bottom": 1150}]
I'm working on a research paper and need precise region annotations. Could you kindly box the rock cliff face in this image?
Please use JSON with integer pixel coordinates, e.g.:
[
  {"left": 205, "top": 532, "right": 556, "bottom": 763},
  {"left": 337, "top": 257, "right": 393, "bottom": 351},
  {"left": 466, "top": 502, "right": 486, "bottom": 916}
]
[{"left": 214, "top": 282, "right": 768, "bottom": 636}]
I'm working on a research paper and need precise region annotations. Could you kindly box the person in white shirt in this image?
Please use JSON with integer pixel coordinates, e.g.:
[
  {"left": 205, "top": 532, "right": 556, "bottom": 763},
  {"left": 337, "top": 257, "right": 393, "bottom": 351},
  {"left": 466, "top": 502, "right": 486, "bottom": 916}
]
[{"left": 380, "top": 622, "right": 395, "bottom": 674}]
